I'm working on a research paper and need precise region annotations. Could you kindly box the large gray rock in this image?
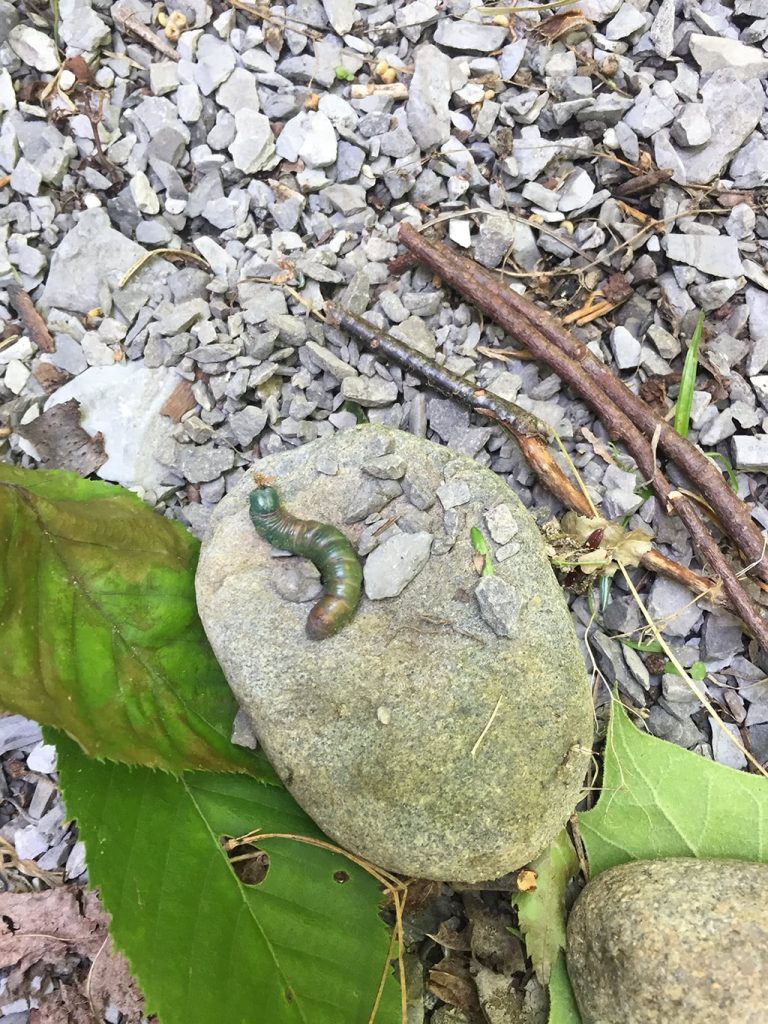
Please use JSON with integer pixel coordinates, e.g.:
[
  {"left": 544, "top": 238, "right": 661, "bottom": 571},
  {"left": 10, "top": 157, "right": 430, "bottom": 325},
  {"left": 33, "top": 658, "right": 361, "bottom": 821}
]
[
  {"left": 40, "top": 208, "right": 147, "bottom": 316},
  {"left": 567, "top": 858, "right": 768, "bottom": 1024},
  {"left": 44, "top": 362, "right": 178, "bottom": 490},
  {"left": 196, "top": 426, "right": 593, "bottom": 880},
  {"left": 654, "top": 71, "right": 763, "bottom": 186}
]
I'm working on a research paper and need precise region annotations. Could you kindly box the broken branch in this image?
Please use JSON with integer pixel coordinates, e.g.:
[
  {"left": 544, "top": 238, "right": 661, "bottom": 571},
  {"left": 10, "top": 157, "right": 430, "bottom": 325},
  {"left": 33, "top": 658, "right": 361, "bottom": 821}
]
[
  {"left": 397, "top": 225, "right": 768, "bottom": 649},
  {"left": 330, "top": 304, "right": 722, "bottom": 605},
  {"left": 399, "top": 223, "right": 768, "bottom": 586}
]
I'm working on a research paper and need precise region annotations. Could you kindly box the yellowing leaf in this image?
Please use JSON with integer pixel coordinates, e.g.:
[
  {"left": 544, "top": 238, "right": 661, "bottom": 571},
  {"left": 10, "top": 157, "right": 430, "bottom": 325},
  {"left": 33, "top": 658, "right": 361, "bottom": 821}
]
[{"left": 0, "top": 465, "right": 270, "bottom": 778}]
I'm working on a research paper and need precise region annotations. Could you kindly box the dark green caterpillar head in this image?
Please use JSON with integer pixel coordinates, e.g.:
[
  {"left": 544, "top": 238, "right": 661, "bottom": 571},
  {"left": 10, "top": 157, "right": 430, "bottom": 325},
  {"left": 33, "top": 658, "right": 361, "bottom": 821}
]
[{"left": 249, "top": 486, "right": 280, "bottom": 517}]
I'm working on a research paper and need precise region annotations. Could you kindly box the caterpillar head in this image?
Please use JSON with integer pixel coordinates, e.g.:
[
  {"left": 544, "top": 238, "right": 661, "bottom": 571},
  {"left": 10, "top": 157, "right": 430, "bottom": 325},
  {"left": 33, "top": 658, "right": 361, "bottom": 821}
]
[{"left": 249, "top": 486, "right": 280, "bottom": 516}]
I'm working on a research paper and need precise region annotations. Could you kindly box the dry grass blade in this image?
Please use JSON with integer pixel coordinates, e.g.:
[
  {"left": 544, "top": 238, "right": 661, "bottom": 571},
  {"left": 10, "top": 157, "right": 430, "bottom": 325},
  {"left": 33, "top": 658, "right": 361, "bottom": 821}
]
[
  {"left": 619, "top": 565, "right": 768, "bottom": 779},
  {"left": 118, "top": 248, "right": 210, "bottom": 288}
]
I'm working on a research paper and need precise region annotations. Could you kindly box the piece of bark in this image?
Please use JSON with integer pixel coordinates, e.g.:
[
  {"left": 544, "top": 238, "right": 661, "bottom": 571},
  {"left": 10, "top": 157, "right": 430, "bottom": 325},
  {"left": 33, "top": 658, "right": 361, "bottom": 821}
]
[
  {"left": 6, "top": 285, "right": 55, "bottom": 353},
  {"left": 32, "top": 362, "right": 74, "bottom": 393},
  {"left": 17, "top": 399, "right": 107, "bottom": 476},
  {"left": 614, "top": 167, "right": 674, "bottom": 197},
  {"left": 397, "top": 225, "right": 768, "bottom": 649},
  {"left": 160, "top": 379, "right": 197, "bottom": 422}
]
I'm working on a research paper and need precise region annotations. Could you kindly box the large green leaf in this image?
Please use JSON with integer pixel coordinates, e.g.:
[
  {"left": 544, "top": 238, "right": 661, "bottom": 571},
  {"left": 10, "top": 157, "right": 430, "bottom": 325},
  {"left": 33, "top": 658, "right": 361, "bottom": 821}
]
[
  {"left": 579, "top": 700, "right": 768, "bottom": 876},
  {"left": 0, "top": 465, "right": 269, "bottom": 777},
  {"left": 53, "top": 727, "right": 402, "bottom": 1024},
  {"left": 513, "top": 829, "right": 577, "bottom": 985},
  {"left": 547, "top": 701, "right": 768, "bottom": 1024}
]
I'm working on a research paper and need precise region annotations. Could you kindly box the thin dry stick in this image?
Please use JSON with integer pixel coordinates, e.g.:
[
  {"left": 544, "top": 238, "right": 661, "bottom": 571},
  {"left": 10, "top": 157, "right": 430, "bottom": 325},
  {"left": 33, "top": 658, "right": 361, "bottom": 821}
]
[
  {"left": 327, "top": 303, "right": 551, "bottom": 439},
  {"left": 6, "top": 285, "right": 55, "bottom": 353},
  {"left": 399, "top": 223, "right": 768, "bottom": 585},
  {"left": 396, "top": 226, "right": 768, "bottom": 651},
  {"left": 330, "top": 306, "right": 721, "bottom": 603},
  {"left": 620, "top": 565, "right": 768, "bottom": 778}
]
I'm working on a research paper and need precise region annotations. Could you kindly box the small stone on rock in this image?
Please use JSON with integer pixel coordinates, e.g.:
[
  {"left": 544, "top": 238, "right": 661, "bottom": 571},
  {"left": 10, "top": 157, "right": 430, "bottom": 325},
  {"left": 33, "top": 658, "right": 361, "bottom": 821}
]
[
  {"left": 474, "top": 576, "right": 521, "bottom": 638},
  {"left": 364, "top": 531, "right": 433, "bottom": 599}
]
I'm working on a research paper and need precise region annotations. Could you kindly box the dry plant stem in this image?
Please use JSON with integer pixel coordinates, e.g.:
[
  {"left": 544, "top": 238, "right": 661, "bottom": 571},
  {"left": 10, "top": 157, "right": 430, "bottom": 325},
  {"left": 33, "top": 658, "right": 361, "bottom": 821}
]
[
  {"left": 331, "top": 305, "right": 720, "bottom": 602},
  {"left": 399, "top": 223, "right": 768, "bottom": 585},
  {"left": 113, "top": 10, "right": 180, "bottom": 60},
  {"left": 640, "top": 548, "right": 723, "bottom": 604},
  {"left": 397, "top": 227, "right": 768, "bottom": 650},
  {"left": 619, "top": 565, "right": 768, "bottom": 779},
  {"left": 7, "top": 285, "right": 55, "bottom": 353}
]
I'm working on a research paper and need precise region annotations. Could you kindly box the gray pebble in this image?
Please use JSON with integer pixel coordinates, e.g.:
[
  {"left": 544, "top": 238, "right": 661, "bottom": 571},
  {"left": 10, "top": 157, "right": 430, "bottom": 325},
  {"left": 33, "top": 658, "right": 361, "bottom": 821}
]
[
  {"left": 273, "top": 562, "right": 323, "bottom": 604},
  {"left": 647, "top": 578, "right": 703, "bottom": 638},
  {"left": 341, "top": 375, "right": 398, "bottom": 408},
  {"left": 315, "top": 456, "right": 339, "bottom": 475},
  {"left": 344, "top": 479, "right": 402, "bottom": 523},
  {"left": 436, "top": 478, "right": 471, "bottom": 510},
  {"left": 484, "top": 504, "right": 519, "bottom": 545},
  {"left": 229, "top": 406, "right": 268, "bottom": 446},
  {"left": 731, "top": 434, "right": 768, "bottom": 470}
]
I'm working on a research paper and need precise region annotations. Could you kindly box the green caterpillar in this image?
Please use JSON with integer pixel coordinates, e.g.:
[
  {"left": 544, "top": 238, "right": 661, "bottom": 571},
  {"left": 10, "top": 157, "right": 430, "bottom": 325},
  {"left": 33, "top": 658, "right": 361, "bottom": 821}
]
[{"left": 248, "top": 482, "right": 363, "bottom": 640}]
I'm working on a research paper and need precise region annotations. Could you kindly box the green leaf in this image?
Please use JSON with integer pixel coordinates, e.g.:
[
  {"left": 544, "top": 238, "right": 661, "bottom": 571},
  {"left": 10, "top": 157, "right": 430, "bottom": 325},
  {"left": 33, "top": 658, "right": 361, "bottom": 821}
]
[
  {"left": 547, "top": 952, "right": 581, "bottom": 1024},
  {"left": 704, "top": 450, "right": 739, "bottom": 493},
  {"left": 0, "top": 465, "right": 271, "bottom": 777},
  {"left": 53, "top": 727, "right": 402, "bottom": 1024},
  {"left": 579, "top": 701, "right": 768, "bottom": 877},
  {"left": 673, "top": 310, "right": 705, "bottom": 439},
  {"left": 617, "top": 638, "right": 663, "bottom": 653},
  {"left": 514, "top": 830, "right": 578, "bottom": 985},
  {"left": 335, "top": 66, "right": 356, "bottom": 81},
  {"left": 662, "top": 659, "right": 707, "bottom": 679},
  {"left": 470, "top": 526, "right": 488, "bottom": 555},
  {"left": 469, "top": 526, "right": 494, "bottom": 576}
]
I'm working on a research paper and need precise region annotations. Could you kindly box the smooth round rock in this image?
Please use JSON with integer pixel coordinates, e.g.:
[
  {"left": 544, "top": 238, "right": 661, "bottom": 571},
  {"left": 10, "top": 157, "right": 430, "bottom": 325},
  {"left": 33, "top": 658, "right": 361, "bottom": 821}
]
[
  {"left": 566, "top": 857, "right": 768, "bottom": 1024},
  {"left": 196, "top": 425, "right": 593, "bottom": 881}
]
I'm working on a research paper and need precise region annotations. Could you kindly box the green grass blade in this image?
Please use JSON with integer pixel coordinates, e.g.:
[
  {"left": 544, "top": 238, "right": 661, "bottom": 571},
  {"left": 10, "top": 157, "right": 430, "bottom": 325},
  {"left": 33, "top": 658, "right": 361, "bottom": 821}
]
[
  {"left": 673, "top": 311, "right": 705, "bottom": 439},
  {"left": 704, "top": 450, "right": 739, "bottom": 493},
  {"left": 470, "top": 526, "right": 494, "bottom": 575}
]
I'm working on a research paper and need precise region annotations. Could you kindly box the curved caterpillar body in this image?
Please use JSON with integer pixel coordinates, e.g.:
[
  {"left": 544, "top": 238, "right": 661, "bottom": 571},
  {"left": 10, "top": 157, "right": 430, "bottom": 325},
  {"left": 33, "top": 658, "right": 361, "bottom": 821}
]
[{"left": 249, "top": 484, "right": 363, "bottom": 640}]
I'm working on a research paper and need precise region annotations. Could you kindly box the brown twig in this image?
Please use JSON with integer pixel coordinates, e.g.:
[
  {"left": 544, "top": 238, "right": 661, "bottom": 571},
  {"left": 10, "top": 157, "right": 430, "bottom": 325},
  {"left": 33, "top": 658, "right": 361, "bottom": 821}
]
[
  {"left": 329, "top": 305, "right": 722, "bottom": 604},
  {"left": 399, "top": 223, "right": 768, "bottom": 586},
  {"left": 614, "top": 167, "right": 674, "bottom": 198},
  {"left": 327, "top": 304, "right": 551, "bottom": 440},
  {"left": 6, "top": 285, "right": 55, "bottom": 353},
  {"left": 397, "top": 225, "right": 768, "bottom": 650}
]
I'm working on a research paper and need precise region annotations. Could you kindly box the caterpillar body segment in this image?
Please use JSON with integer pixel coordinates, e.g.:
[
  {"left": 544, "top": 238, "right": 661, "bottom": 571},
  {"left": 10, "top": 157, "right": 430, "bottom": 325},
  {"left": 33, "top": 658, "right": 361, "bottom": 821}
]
[{"left": 248, "top": 485, "right": 363, "bottom": 639}]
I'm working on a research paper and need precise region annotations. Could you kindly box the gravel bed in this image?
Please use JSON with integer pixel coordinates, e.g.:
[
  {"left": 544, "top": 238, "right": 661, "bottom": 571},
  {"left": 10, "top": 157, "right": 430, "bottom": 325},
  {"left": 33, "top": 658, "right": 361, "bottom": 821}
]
[{"left": 2, "top": 0, "right": 768, "bottom": 1017}]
